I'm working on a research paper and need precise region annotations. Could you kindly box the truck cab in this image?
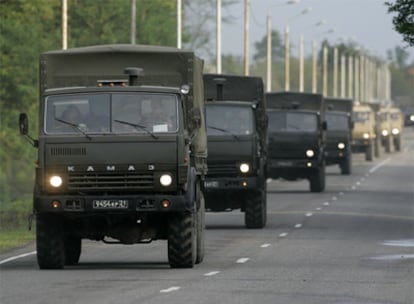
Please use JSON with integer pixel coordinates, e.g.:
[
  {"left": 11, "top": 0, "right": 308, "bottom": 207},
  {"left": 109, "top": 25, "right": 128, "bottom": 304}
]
[{"left": 266, "top": 92, "right": 326, "bottom": 192}]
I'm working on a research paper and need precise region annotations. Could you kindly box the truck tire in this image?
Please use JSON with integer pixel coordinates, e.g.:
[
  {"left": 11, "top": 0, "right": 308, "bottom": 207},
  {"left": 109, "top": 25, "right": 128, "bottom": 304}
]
[
  {"left": 36, "top": 215, "right": 65, "bottom": 269},
  {"left": 245, "top": 185, "right": 267, "bottom": 229},
  {"left": 365, "top": 140, "right": 374, "bottom": 161},
  {"left": 195, "top": 192, "right": 205, "bottom": 264},
  {"left": 340, "top": 155, "right": 351, "bottom": 175},
  {"left": 310, "top": 162, "right": 325, "bottom": 192},
  {"left": 394, "top": 135, "right": 401, "bottom": 151},
  {"left": 374, "top": 137, "right": 381, "bottom": 158},
  {"left": 384, "top": 136, "right": 392, "bottom": 153},
  {"left": 64, "top": 235, "right": 81, "bottom": 266},
  {"left": 168, "top": 211, "right": 196, "bottom": 268}
]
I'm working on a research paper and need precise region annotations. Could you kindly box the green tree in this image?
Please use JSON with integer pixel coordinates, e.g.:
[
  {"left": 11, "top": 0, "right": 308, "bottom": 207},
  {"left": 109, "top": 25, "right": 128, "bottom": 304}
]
[
  {"left": 253, "top": 30, "right": 284, "bottom": 62},
  {"left": 385, "top": 0, "right": 414, "bottom": 46}
]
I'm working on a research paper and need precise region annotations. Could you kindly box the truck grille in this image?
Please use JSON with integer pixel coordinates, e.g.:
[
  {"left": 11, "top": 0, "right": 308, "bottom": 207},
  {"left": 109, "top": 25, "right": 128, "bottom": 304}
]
[
  {"left": 68, "top": 172, "right": 154, "bottom": 191},
  {"left": 207, "top": 163, "right": 239, "bottom": 177}
]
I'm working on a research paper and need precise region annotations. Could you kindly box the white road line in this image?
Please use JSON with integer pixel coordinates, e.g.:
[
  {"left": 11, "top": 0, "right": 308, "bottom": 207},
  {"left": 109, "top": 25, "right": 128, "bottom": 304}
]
[
  {"left": 323, "top": 202, "right": 330, "bottom": 206},
  {"left": 160, "top": 286, "right": 181, "bottom": 293},
  {"left": 351, "top": 186, "right": 357, "bottom": 190},
  {"left": 339, "top": 192, "right": 344, "bottom": 196},
  {"left": 260, "top": 243, "right": 271, "bottom": 248},
  {"left": 236, "top": 257, "right": 250, "bottom": 264},
  {"left": 369, "top": 157, "right": 391, "bottom": 173},
  {"left": 0, "top": 251, "right": 36, "bottom": 265},
  {"left": 316, "top": 207, "right": 322, "bottom": 211},
  {"left": 204, "top": 271, "right": 221, "bottom": 276},
  {"left": 294, "top": 224, "right": 302, "bottom": 229},
  {"left": 356, "top": 181, "right": 361, "bottom": 186},
  {"left": 279, "top": 232, "right": 288, "bottom": 237},
  {"left": 332, "top": 196, "right": 338, "bottom": 201},
  {"left": 306, "top": 212, "right": 313, "bottom": 217}
]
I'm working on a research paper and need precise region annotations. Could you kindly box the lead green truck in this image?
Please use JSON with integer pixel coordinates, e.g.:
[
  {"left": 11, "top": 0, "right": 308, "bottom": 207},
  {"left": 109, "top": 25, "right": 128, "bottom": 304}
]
[{"left": 19, "top": 44, "right": 208, "bottom": 269}]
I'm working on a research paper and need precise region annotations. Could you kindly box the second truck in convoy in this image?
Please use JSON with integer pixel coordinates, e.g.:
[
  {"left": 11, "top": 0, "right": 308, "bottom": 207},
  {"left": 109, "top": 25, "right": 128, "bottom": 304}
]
[{"left": 203, "top": 74, "right": 268, "bottom": 228}]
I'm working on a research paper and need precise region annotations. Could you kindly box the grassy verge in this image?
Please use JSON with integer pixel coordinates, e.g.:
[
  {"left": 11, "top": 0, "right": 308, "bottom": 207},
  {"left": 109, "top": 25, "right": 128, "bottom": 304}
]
[
  {"left": 0, "top": 227, "right": 35, "bottom": 253},
  {"left": 0, "top": 199, "right": 35, "bottom": 253}
]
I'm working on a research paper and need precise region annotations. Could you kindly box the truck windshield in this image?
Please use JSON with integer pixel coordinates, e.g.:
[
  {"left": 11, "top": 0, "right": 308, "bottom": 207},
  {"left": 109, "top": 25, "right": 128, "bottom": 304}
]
[
  {"left": 45, "top": 93, "right": 179, "bottom": 134},
  {"left": 206, "top": 105, "right": 254, "bottom": 136},
  {"left": 268, "top": 112, "right": 317, "bottom": 132},
  {"left": 353, "top": 111, "right": 370, "bottom": 124},
  {"left": 326, "top": 113, "right": 349, "bottom": 131}
]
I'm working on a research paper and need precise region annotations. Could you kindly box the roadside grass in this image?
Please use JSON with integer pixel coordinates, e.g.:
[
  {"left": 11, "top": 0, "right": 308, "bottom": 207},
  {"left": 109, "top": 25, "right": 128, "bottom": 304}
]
[{"left": 0, "top": 199, "right": 35, "bottom": 253}]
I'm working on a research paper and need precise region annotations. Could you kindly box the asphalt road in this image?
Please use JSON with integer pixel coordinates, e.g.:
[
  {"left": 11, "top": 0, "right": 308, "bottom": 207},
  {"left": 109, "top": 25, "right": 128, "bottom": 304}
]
[{"left": 1, "top": 129, "right": 413, "bottom": 304}]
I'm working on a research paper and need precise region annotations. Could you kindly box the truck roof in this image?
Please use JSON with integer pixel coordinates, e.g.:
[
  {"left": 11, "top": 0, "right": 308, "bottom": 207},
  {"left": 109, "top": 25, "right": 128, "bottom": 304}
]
[
  {"left": 40, "top": 44, "right": 203, "bottom": 93},
  {"left": 325, "top": 97, "right": 353, "bottom": 114},
  {"left": 265, "top": 91, "right": 324, "bottom": 113}
]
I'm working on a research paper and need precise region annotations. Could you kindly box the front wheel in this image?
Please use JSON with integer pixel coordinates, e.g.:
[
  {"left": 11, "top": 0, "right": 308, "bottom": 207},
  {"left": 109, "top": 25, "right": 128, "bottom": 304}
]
[
  {"left": 245, "top": 184, "right": 267, "bottom": 229},
  {"left": 36, "top": 214, "right": 65, "bottom": 269},
  {"left": 195, "top": 192, "right": 205, "bottom": 264},
  {"left": 64, "top": 235, "right": 81, "bottom": 266},
  {"left": 310, "top": 162, "right": 326, "bottom": 193},
  {"left": 340, "top": 155, "right": 352, "bottom": 175},
  {"left": 168, "top": 211, "right": 196, "bottom": 268}
]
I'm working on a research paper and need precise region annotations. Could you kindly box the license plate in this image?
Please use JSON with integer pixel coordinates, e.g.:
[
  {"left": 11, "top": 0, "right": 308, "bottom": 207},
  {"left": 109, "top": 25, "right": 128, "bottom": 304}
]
[
  {"left": 204, "top": 181, "right": 219, "bottom": 188},
  {"left": 93, "top": 199, "right": 129, "bottom": 209}
]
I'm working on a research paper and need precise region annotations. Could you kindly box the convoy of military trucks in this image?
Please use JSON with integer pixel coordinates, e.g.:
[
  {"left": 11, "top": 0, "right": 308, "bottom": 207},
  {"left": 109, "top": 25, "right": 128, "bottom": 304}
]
[{"left": 19, "top": 44, "right": 406, "bottom": 269}]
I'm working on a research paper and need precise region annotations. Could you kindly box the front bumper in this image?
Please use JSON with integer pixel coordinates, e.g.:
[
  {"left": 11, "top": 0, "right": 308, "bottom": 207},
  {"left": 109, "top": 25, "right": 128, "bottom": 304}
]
[
  {"left": 203, "top": 176, "right": 259, "bottom": 192},
  {"left": 34, "top": 193, "right": 191, "bottom": 213}
]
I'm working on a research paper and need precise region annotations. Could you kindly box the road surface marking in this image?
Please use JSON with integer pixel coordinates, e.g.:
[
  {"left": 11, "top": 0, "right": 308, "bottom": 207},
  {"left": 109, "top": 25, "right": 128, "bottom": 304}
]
[
  {"left": 316, "top": 207, "right": 322, "bottom": 211},
  {"left": 260, "top": 243, "right": 271, "bottom": 248},
  {"left": 294, "top": 224, "right": 302, "bottom": 229},
  {"left": 381, "top": 239, "right": 414, "bottom": 247},
  {"left": 160, "top": 286, "right": 181, "bottom": 293},
  {"left": 306, "top": 212, "right": 313, "bottom": 217},
  {"left": 279, "top": 232, "right": 288, "bottom": 238},
  {"left": 332, "top": 196, "right": 338, "bottom": 201},
  {"left": 369, "top": 157, "right": 391, "bottom": 173},
  {"left": 0, "top": 251, "right": 36, "bottom": 265},
  {"left": 351, "top": 186, "right": 356, "bottom": 190},
  {"left": 204, "top": 271, "right": 221, "bottom": 276},
  {"left": 339, "top": 192, "right": 344, "bottom": 196},
  {"left": 236, "top": 258, "right": 250, "bottom": 264},
  {"left": 323, "top": 202, "right": 330, "bottom": 206},
  {"left": 356, "top": 181, "right": 361, "bottom": 186}
]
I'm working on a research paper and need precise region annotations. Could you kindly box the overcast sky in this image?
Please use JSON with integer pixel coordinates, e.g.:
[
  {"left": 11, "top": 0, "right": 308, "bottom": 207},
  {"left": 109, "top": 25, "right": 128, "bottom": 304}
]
[{"left": 220, "top": 0, "right": 414, "bottom": 61}]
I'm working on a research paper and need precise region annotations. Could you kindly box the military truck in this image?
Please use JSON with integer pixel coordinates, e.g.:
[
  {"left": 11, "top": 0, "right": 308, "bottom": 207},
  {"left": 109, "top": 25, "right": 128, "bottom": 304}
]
[
  {"left": 389, "top": 107, "right": 404, "bottom": 151},
  {"left": 378, "top": 107, "right": 393, "bottom": 153},
  {"left": 203, "top": 74, "right": 267, "bottom": 228},
  {"left": 351, "top": 102, "right": 377, "bottom": 161},
  {"left": 19, "top": 44, "right": 208, "bottom": 269},
  {"left": 324, "top": 97, "right": 353, "bottom": 175},
  {"left": 266, "top": 92, "right": 326, "bottom": 192}
]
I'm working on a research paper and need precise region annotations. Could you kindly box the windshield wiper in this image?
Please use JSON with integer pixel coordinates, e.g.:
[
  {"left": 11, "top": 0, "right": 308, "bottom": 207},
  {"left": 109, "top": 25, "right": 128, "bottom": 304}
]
[
  {"left": 113, "top": 119, "right": 158, "bottom": 139},
  {"left": 55, "top": 118, "right": 92, "bottom": 140},
  {"left": 207, "top": 125, "right": 240, "bottom": 140}
]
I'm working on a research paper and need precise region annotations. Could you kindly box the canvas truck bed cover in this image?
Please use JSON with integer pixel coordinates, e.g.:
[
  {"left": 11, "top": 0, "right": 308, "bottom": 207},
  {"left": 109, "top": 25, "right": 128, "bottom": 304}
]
[
  {"left": 325, "top": 97, "right": 353, "bottom": 114},
  {"left": 265, "top": 92, "right": 324, "bottom": 113}
]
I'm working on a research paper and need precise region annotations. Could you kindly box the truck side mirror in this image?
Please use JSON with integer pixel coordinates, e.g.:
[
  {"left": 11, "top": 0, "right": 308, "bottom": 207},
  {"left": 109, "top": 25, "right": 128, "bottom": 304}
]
[{"left": 19, "top": 113, "right": 29, "bottom": 135}]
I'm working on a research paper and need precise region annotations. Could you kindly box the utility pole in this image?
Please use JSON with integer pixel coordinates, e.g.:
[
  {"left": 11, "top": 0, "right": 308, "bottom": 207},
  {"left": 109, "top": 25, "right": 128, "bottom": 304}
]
[
  {"left": 333, "top": 47, "right": 338, "bottom": 97},
  {"left": 299, "top": 34, "right": 304, "bottom": 92},
  {"left": 217, "top": 0, "right": 222, "bottom": 73},
  {"left": 284, "top": 26, "right": 290, "bottom": 91},
  {"left": 244, "top": 0, "right": 250, "bottom": 75},
  {"left": 322, "top": 45, "right": 328, "bottom": 96},
  {"left": 266, "top": 14, "right": 272, "bottom": 91},
  {"left": 131, "top": 0, "right": 136, "bottom": 44},
  {"left": 62, "top": 0, "right": 67, "bottom": 49},
  {"left": 312, "top": 40, "right": 317, "bottom": 93},
  {"left": 177, "top": 0, "right": 182, "bottom": 48}
]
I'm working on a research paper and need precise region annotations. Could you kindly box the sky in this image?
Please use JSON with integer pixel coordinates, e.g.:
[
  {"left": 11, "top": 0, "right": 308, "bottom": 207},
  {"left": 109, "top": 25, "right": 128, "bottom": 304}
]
[{"left": 219, "top": 0, "right": 414, "bottom": 61}]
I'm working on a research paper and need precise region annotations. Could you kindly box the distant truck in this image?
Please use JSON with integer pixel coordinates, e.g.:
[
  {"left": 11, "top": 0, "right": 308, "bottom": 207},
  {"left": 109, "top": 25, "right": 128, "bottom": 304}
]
[
  {"left": 266, "top": 92, "right": 326, "bottom": 192},
  {"left": 378, "top": 107, "right": 393, "bottom": 153},
  {"left": 19, "top": 44, "right": 208, "bottom": 269},
  {"left": 203, "top": 74, "right": 267, "bottom": 228},
  {"left": 324, "top": 97, "right": 353, "bottom": 174},
  {"left": 352, "top": 102, "right": 377, "bottom": 161}
]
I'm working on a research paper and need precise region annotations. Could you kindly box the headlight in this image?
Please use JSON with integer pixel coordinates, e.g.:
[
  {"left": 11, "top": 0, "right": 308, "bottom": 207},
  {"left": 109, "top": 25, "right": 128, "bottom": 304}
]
[
  {"left": 160, "top": 174, "right": 172, "bottom": 186},
  {"left": 410, "top": 115, "right": 414, "bottom": 122},
  {"left": 49, "top": 175, "right": 63, "bottom": 188},
  {"left": 363, "top": 133, "right": 370, "bottom": 139},
  {"left": 381, "top": 130, "right": 388, "bottom": 136},
  {"left": 306, "top": 149, "right": 314, "bottom": 158},
  {"left": 337, "top": 142, "right": 345, "bottom": 149},
  {"left": 239, "top": 163, "right": 250, "bottom": 173},
  {"left": 392, "top": 128, "right": 400, "bottom": 135}
]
